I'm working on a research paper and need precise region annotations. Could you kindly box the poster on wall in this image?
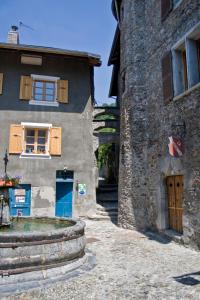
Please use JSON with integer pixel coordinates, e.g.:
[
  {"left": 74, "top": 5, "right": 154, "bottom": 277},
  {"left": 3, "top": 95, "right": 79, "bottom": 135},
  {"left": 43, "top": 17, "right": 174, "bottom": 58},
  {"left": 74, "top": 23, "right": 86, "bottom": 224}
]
[
  {"left": 78, "top": 184, "right": 86, "bottom": 196},
  {"left": 15, "top": 189, "right": 26, "bottom": 203}
]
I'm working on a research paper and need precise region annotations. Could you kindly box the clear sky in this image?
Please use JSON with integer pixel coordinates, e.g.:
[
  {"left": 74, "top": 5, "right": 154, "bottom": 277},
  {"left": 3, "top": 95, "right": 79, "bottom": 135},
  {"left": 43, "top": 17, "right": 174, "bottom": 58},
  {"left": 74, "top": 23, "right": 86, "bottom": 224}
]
[{"left": 0, "top": 0, "right": 117, "bottom": 105}]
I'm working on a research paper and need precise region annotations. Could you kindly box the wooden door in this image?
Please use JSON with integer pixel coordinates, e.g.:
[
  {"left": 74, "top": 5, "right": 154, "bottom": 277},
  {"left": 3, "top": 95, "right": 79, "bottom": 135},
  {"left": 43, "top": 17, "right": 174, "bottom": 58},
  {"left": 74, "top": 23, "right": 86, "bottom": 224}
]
[{"left": 166, "top": 175, "right": 183, "bottom": 233}]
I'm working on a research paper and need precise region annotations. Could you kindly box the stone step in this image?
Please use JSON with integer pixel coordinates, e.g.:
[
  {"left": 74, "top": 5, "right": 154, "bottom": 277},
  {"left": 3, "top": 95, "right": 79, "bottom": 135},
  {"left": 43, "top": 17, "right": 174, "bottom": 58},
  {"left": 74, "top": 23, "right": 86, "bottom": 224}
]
[
  {"left": 97, "top": 192, "right": 118, "bottom": 201},
  {"left": 97, "top": 184, "right": 118, "bottom": 193},
  {"left": 87, "top": 214, "right": 118, "bottom": 222},
  {"left": 96, "top": 204, "right": 118, "bottom": 212},
  {"left": 98, "top": 200, "right": 118, "bottom": 206},
  {"left": 97, "top": 210, "right": 118, "bottom": 217}
]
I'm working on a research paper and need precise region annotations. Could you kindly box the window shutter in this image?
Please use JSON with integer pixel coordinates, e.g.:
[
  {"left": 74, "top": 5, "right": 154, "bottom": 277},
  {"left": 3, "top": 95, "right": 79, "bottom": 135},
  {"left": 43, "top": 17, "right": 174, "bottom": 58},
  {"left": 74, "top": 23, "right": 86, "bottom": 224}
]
[
  {"left": 57, "top": 80, "right": 68, "bottom": 103},
  {"left": 162, "top": 51, "right": 174, "bottom": 104},
  {"left": 19, "top": 76, "right": 32, "bottom": 100},
  {"left": 0, "top": 73, "right": 3, "bottom": 95},
  {"left": 161, "top": 0, "right": 173, "bottom": 21},
  {"left": 50, "top": 127, "right": 62, "bottom": 156},
  {"left": 9, "top": 124, "right": 23, "bottom": 154}
]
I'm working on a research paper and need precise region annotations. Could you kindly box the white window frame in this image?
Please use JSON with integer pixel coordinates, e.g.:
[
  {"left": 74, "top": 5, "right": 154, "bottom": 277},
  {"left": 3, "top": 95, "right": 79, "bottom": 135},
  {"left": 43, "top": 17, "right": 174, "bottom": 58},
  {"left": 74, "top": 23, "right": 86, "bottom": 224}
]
[
  {"left": 29, "top": 75, "right": 60, "bottom": 107},
  {"left": 172, "top": 22, "right": 200, "bottom": 99},
  {"left": 20, "top": 122, "right": 52, "bottom": 159}
]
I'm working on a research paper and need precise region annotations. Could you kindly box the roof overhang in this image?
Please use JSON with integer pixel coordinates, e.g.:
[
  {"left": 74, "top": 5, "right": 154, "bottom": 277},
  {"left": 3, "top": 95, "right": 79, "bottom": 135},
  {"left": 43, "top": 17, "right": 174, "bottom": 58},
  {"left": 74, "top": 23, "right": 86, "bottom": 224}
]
[
  {"left": 111, "top": 0, "right": 122, "bottom": 20},
  {"left": 0, "top": 42, "right": 101, "bottom": 67},
  {"left": 108, "top": 26, "right": 120, "bottom": 66}
]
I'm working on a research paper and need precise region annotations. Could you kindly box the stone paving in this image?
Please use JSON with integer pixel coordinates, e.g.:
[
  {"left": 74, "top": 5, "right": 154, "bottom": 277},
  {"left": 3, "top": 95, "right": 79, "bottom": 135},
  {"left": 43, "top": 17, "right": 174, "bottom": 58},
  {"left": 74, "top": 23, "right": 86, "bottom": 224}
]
[{"left": 5, "top": 220, "right": 200, "bottom": 300}]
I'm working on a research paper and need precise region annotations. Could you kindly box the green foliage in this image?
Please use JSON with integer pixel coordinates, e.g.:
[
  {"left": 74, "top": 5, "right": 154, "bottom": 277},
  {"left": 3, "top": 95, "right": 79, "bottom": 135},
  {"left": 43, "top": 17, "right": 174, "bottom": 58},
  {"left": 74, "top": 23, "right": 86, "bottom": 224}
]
[
  {"left": 95, "top": 114, "right": 116, "bottom": 121},
  {"left": 97, "top": 144, "right": 114, "bottom": 169},
  {"left": 98, "top": 128, "right": 116, "bottom": 133},
  {"left": 101, "top": 102, "right": 116, "bottom": 107}
]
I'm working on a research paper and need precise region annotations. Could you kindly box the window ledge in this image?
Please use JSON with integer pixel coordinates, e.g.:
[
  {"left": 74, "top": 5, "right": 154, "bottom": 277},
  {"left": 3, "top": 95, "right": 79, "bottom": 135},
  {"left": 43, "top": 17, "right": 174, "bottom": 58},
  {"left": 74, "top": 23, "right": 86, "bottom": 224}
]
[
  {"left": 20, "top": 153, "right": 51, "bottom": 159},
  {"left": 29, "top": 100, "right": 59, "bottom": 107},
  {"left": 173, "top": 82, "right": 200, "bottom": 102}
]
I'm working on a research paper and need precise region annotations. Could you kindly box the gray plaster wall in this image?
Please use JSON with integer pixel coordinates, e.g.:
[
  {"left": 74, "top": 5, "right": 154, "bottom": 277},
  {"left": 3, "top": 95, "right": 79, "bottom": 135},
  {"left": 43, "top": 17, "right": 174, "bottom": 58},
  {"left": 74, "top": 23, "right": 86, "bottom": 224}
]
[
  {"left": 0, "top": 50, "right": 96, "bottom": 218},
  {"left": 118, "top": 0, "right": 200, "bottom": 249}
]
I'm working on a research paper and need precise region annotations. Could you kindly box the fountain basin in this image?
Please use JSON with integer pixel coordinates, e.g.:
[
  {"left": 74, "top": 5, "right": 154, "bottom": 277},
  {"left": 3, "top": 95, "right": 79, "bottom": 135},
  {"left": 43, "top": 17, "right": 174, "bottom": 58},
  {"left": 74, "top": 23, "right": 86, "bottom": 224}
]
[{"left": 0, "top": 217, "right": 86, "bottom": 275}]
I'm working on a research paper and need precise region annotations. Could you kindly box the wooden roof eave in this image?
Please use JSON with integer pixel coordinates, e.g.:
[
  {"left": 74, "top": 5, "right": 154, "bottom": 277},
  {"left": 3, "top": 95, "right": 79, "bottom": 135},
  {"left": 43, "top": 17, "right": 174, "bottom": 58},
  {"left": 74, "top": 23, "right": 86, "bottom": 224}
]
[
  {"left": 0, "top": 43, "right": 101, "bottom": 67},
  {"left": 108, "top": 26, "right": 120, "bottom": 66}
]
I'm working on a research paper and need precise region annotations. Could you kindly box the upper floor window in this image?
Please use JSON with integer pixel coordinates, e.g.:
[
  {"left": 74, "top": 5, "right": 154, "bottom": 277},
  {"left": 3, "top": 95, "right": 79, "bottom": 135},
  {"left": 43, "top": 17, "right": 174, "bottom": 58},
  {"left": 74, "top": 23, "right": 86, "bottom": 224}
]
[
  {"left": 161, "top": 0, "right": 182, "bottom": 21},
  {"left": 33, "top": 80, "right": 56, "bottom": 102},
  {"left": 19, "top": 75, "right": 69, "bottom": 106},
  {"left": 161, "top": 23, "right": 200, "bottom": 103},
  {"left": 173, "top": 0, "right": 181, "bottom": 6},
  {"left": 30, "top": 75, "right": 59, "bottom": 105},
  {"left": 172, "top": 23, "right": 200, "bottom": 97}
]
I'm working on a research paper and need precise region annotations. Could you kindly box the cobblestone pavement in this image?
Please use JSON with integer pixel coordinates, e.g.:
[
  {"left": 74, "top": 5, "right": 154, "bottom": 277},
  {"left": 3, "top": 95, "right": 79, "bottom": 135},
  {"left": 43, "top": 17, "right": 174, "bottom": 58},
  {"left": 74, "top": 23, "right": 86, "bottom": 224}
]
[{"left": 7, "top": 220, "right": 200, "bottom": 300}]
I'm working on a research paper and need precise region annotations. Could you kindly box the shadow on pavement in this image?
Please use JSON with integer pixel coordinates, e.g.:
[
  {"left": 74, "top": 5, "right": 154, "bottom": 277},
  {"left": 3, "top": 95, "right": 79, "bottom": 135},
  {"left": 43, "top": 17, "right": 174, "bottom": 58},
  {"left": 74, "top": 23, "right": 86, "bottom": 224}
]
[{"left": 174, "top": 271, "right": 200, "bottom": 286}]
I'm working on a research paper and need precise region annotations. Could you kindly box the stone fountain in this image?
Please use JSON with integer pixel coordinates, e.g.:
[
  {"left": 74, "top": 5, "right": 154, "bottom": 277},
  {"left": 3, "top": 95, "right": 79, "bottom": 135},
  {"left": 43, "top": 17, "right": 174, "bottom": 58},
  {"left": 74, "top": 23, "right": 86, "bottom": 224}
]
[{"left": 0, "top": 151, "right": 88, "bottom": 295}]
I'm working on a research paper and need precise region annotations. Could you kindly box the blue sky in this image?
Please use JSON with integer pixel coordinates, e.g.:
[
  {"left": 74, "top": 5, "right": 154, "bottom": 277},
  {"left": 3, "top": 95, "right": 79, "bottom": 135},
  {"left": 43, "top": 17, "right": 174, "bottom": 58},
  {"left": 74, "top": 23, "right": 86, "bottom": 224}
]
[{"left": 0, "top": 0, "right": 116, "bottom": 105}]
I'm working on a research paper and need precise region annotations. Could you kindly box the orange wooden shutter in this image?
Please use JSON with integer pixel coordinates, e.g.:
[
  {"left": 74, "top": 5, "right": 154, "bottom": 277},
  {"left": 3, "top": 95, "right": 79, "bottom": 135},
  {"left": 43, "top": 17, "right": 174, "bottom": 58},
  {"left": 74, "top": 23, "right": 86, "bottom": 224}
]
[
  {"left": 0, "top": 73, "right": 3, "bottom": 95},
  {"left": 57, "top": 80, "right": 68, "bottom": 103},
  {"left": 9, "top": 124, "right": 23, "bottom": 154},
  {"left": 19, "top": 76, "right": 32, "bottom": 100},
  {"left": 50, "top": 127, "right": 62, "bottom": 155},
  {"left": 161, "top": 52, "right": 173, "bottom": 104},
  {"left": 161, "top": 0, "right": 173, "bottom": 21}
]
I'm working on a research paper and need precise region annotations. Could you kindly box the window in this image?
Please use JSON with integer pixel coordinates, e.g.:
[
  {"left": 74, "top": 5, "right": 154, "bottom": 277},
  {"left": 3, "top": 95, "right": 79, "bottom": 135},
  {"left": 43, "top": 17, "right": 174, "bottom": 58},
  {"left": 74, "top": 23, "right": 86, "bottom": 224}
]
[
  {"left": 33, "top": 80, "right": 56, "bottom": 102},
  {"left": 161, "top": 0, "right": 182, "bottom": 21},
  {"left": 9, "top": 123, "right": 62, "bottom": 158},
  {"left": 25, "top": 128, "right": 48, "bottom": 154},
  {"left": 19, "top": 75, "right": 69, "bottom": 105},
  {"left": 30, "top": 75, "right": 59, "bottom": 106},
  {"left": 172, "top": 23, "right": 200, "bottom": 97},
  {"left": 173, "top": 0, "right": 181, "bottom": 6}
]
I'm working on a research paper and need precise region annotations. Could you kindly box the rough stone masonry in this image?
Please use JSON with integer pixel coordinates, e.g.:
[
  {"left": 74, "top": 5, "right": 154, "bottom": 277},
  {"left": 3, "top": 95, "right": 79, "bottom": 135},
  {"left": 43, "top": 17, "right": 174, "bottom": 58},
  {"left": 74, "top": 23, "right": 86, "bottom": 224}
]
[{"left": 114, "top": 0, "right": 200, "bottom": 250}]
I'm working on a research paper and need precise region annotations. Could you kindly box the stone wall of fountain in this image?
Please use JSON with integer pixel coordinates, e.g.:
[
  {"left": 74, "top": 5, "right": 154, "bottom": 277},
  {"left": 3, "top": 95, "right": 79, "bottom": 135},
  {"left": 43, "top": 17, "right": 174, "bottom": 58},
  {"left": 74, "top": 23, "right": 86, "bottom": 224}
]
[{"left": 0, "top": 217, "right": 86, "bottom": 275}]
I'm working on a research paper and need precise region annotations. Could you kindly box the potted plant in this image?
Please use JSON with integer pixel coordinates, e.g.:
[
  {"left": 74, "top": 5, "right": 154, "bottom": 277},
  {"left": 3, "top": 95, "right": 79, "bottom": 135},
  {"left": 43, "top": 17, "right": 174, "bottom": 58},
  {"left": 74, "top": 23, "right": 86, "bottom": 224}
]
[
  {"left": 0, "top": 175, "right": 21, "bottom": 187},
  {"left": 0, "top": 175, "right": 21, "bottom": 227}
]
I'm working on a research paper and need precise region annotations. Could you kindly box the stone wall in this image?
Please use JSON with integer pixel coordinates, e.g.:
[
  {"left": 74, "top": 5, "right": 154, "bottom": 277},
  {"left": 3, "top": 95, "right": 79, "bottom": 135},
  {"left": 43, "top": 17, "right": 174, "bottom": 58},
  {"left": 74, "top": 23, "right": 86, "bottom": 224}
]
[{"left": 117, "top": 0, "right": 200, "bottom": 249}]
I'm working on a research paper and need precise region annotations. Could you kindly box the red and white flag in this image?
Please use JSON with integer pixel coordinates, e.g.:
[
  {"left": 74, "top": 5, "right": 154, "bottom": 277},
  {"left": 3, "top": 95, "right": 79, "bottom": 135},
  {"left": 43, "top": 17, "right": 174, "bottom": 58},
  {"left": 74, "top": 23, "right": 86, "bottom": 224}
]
[{"left": 168, "top": 136, "right": 184, "bottom": 157}]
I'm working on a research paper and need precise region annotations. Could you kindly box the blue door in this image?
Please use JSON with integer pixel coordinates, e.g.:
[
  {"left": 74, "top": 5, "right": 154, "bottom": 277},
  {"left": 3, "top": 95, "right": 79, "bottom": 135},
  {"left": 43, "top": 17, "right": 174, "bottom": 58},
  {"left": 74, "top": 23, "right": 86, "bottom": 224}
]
[
  {"left": 9, "top": 184, "right": 31, "bottom": 216},
  {"left": 55, "top": 182, "right": 73, "bottom": 218}
]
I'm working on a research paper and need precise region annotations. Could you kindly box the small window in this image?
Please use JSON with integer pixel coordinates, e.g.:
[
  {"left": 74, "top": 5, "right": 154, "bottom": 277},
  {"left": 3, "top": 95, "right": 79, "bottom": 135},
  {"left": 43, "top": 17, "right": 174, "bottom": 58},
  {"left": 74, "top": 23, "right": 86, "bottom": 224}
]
[
  {"left": 24, "top": 128, "right": 48, "bottom": 155},
  {"left": 33, "top": 80, "right": 56, "bottom": 102},
  {"left": 173, "top": 0, "right": 181, "bottom": 6},
  {"left": 29, "top": 75, "right": 60, "bottom": 106},
  {"left": 172, "top": 23, "right": 200, "bottom": 97}
]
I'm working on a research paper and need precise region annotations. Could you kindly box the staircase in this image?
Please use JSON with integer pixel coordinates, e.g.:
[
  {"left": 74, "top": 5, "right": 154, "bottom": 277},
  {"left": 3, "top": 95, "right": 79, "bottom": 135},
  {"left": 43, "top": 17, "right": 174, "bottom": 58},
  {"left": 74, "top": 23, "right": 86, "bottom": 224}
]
[{"left": 93, "top": 184, "right": 118, "bottom": 223}]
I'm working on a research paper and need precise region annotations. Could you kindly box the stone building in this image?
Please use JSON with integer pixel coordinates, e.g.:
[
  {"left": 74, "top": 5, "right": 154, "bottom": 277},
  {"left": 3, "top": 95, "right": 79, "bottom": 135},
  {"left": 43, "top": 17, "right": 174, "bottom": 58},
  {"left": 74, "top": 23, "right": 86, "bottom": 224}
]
[
  {"left": 109, "top": 0, "right": 200, "bottom": 249},
  {"left": 0, "top": 26, "right": 101, "bottom": 218}
]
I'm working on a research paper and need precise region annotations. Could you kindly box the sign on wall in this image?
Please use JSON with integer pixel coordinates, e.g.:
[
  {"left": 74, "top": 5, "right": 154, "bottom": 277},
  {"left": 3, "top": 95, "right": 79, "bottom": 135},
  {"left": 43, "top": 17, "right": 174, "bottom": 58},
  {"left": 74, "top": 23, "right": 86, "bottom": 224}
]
[
  {"left": 78, "top": 184, "right": 86, "bottom": 196},
  {"left": 15, "top": 189, "right": 26, "bottom": 203},
  {"left": 168, "top": 136, "right": 184, "bottom": 157}
]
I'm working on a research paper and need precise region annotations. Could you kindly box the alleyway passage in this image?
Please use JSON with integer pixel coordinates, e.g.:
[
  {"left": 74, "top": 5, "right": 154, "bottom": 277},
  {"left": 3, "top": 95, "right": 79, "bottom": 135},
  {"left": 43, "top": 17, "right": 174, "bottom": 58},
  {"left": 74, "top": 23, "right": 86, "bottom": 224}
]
[{"left": 9, "top": 220, "right": 200, "bottom": 300}]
